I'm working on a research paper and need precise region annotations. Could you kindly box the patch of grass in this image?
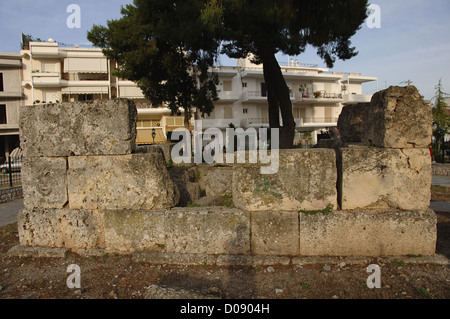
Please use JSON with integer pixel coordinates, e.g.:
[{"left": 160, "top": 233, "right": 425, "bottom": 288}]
[
  {"left": 299, "top": 204, "right": 334, "bottom": 215},
  {"left": 416, "top": 287, "right": 434, "bottom": 299},
  {"left": 187, "top": 202, "right": 202, "bottom": 207},
  {"left": 155, "top": 243, "right": 165, "bottom": 249},
  {"left": 301, "top": 283, "right": 311, "bottom": 290},
  {"left": 195, "top": 171, "right": 201, "bottom": 182},
  {"left": 391, "top": 259, "right": 405, "bottom": 266}
]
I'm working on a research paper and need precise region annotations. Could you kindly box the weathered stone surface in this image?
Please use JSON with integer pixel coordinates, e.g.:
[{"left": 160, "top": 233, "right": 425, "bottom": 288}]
[
  {"left": 20, "top": 99, "right": 137, "bottom": 157},
  {"left": 337, "top": 103, "right": 371, "bottom": 143},
  {"left": 104, "top": 210, "right": 166, "bottom": 253},
  {"left": 362, "top": 86, "right": 432, "bottom": 148},
  {"left": 233, "top": 149, "right": 337, "bottom": 211},
  {"left": 68, "top": 153, "right": 180, "bottom": 210},
  {"left": 340, "top": 146, "right": 431, "bottom": 210},
  {"left": 164, "top": 208, "right": 250, "bottom": 255},
  {"left": 21, "top": 157, "right": 68, "bottom": 209},
  {"left": 299, "top": 209, "right": 437, "bottom": 257},
  {"left": 17, "top": 209, "right": 105, "bottom": 251},
  {"left": 194, "top": 165, "right": 233, "bottom": 196},
  {"left": 250, "top": 211, "right": 299, "bottom": 256},
  {"left": 104, "top": 208, "right": 249, "bottom": 255}
]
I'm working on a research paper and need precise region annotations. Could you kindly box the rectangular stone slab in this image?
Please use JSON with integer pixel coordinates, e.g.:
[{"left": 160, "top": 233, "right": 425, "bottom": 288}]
[
  {"left": 232, "top": 149, "right": 338, "bottom": 211},
  {"left": 340, "top": 146, "right": 431, "bottom": 210},
  {"left": 18, "top": 209, "right": 105, "bottom": 251},
  {"left": 104, "top": 208, "right": 250, "bottom": 255},
  {"left": 299, "top": 209, "right": 437, "bottom": 257},
  {"left": 20, "top": 99, "right": 137, "bottom": 157},
  {"left": 68, "top": 153, "right": 180, "bottom": 210}
]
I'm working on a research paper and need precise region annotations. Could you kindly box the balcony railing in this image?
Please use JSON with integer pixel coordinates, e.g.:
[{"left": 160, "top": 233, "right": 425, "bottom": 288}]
[{"left": 295, "top": 117, "right": 338, "bottom": 128}]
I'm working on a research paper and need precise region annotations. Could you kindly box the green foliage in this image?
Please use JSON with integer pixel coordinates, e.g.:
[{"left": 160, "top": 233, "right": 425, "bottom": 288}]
[
  {"left": 432, "top": 80, "right": 450, "bottom": 162},
  {"left": 87, "top": 0, "right": 221, "bottom": 123},
  {"left": 299, "top": 204, "right": 334, "bottom": 215}
]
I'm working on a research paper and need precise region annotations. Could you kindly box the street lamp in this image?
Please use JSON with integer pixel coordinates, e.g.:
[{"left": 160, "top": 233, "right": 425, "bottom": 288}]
[{"left": 152, "top": 128, "right": 156, "bottom": 144}]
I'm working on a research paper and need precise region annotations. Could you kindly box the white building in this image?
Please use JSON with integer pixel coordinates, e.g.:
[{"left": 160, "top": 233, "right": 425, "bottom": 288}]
[
  {"left": 205, "top": 56, "right": 377, "bottom": 145},
  {"left": 19, "top": 40, "right": 377, "bottom": 146},
  {"left": 0, "top": 52, "right": 23, "bottom": 160}
]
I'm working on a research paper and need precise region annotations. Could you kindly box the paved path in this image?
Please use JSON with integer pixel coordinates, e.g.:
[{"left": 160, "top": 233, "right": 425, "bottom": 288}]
[
  {"left": 0, "top": 199, "right": 24, "bottom": 227},
  {"left": 432, "top": 175, "right": 450, "bottom": 186}
]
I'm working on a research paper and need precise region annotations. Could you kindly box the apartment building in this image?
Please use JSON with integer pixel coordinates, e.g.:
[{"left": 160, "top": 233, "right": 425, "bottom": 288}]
[
  {"left": 206, "top": 56, "right": 377, "bottom": 145},
  {"left": 20, "top": 40, "right": 377, "bottom": 147},
  {"left": 0, "top": 52, "right": 22, "bottom": 161}
]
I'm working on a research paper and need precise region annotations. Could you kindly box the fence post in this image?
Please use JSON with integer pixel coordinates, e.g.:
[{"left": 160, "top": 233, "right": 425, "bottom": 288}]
[{"left": 8, "top": 156, "right": 13, "bottom": 187}]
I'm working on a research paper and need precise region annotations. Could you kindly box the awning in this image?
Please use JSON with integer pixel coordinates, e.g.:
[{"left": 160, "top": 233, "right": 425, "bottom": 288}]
[
  {"left": 62, "top": 86, "right": 109, "bottom": 94},
  {"left": 63, "top": 58, "right": 108, "bottom": 73}
]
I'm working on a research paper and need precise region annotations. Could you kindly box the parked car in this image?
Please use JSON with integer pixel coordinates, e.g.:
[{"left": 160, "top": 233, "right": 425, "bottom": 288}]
[{"left": 0, "top": 158, "right": 22, "bottom": 174}]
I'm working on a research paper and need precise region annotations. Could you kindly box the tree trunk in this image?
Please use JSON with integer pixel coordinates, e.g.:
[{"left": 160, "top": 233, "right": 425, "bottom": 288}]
[{"left": 261, "top": 51, "right": 295, "bottom": 149}]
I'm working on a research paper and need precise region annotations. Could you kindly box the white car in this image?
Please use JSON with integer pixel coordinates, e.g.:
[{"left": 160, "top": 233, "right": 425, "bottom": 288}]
[{"left": 0, "top": 158, "right": 22, "bottom": 174}]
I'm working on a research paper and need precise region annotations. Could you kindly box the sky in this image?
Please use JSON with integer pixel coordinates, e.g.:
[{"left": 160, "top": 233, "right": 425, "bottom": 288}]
[{"left": 0, "top": 0, "right": 449, "bottom": 101}]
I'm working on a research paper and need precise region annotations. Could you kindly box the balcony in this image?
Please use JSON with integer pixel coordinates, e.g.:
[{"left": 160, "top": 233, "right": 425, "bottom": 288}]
[
  {"left": 217, "top": 90, "right": 239, "bottom": 102},
  {"left": 295, "top": 91, "right": 343, "bottom": 104},
  {"left": 199, "top": 119, "right": 242, "bottom": 129},
  {"left": 243, "top": 118, "right": 270, "bottom": 128},
  {"left": 342, "top": 93, "right": 373, "bottom": 105},
  {"left": 31, "top": 72, "right": 62, "bottom": 87},
  {"left": 295, "top": 117, "right": 338, "bottom": 129},
  {"left": 242, "top": 91, "right": 295, "bottom": 103}
]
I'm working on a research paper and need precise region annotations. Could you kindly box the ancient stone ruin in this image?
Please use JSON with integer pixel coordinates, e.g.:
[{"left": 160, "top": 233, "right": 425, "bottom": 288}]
[{"left": 10, "top": 86, "right": 437, "bottom": 264}]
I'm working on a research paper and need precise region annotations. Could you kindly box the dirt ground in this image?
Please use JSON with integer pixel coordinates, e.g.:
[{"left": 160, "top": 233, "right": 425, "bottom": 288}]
[{"left": 0, "top": 189, "right": 449, "bottom": 305}]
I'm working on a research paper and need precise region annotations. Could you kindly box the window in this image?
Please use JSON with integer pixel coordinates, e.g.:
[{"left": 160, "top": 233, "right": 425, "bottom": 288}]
[
  {"left": 0, "top": 73, "right": 3, "bottom": 92},
  {"left": 242, "top": 82, "right": 247, "bottom": 88},
  {"left": 243, "top": 108, "right": 248, "bottom": 114},
  {"left": 0, "top": 105, "right": 7, "bottom": 124}
]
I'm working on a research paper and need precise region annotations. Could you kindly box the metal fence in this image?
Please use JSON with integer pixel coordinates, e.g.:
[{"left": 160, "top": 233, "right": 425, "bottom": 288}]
[{"left": 0, "top": 156, "right": 23, "bottom": 189}]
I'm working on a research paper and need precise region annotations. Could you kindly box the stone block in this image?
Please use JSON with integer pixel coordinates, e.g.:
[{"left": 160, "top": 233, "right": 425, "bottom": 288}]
[
  {"left": 250, "top": 211, "right": 299, "bottom": 256},
  {"left": 20, "top": 99, "right": 137, "bottom": 157},
  {"left": 195, "top": 165, "right": 233, "bottom": 196},
  {"left": 104, "top": 210, "right": 166, "bottom": 253},
  {"left": 164, "top": 208, "right": 250, "bottom": 255},
  {"left": 67, "top": 153, "right": 179, "bottom": 210},
  {"left": 340, "top": 146, "right": 431, "bottom": 210},
  {"left": 18, "top": 209, "right": 105, "bottom": 251},
  {"left": 337, "top": 103, "right": 371, "bottom": 143},
  {"left": 232, "top": 149, "right": 338, "bottom": 211},
  {"left": 362, "top": 86, "right": 432, "bottom": 148},
  {"left": 299, "top": 209, "right": 437, "bottom": 257},
  {"left": 21, "top": 157, "right": 68, "bottom": 209}
]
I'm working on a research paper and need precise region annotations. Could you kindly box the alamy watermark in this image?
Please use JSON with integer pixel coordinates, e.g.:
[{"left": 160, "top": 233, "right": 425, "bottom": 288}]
[
  {"left": 170, "top": 121, "right": 280, "bottom": 174},
  {"left": 367, "top": 4, "right": 381, "bottom": 29},
  {"left": 66, "top": 264, "right": 81, "bottom": 289},
  {"left": 366, "top": 264, "right": 381, "bottom": 289},
  {"left": 66, "top": 4, "right": 81, "bottom": 29}
]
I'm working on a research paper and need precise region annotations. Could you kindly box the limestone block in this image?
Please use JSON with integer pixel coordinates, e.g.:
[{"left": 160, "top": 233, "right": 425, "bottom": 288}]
[
  {"left": 21, "top": 157, "right": 68, "bottom": 209},
  {"left": 20, "top": 99, "right": 137, "bottom": 157},
  {"left": 250, "top": 211, "right": 299, "bottom": 256},
  {"left": 232, "top": 149, "right": 338, "bottom": 211},
  {"left": 340, "top": 146, "right": 431, "bottom": 210},
  {"left": 299, "top": 209, "right": 437, "bottom": 256},
  {"left": 195, "top": 165, "right": 233, "bottom": 196},
  {"left": 104, "top": 210, "right": 166, "bottom": 253},
  {"left": 18, "top": 209, "right": 105, "bottom": 251},
  {"left": 68, "top": 153, "right": 180, "bottom": 210},
  {"left": 337, "top": 103, "right": 371, "bottom": 143},
  {"left": 164, "top": 208, "right": 250, "bottom": 255},
  {"left": 362, "top": 86, "right": 432, "bottom": 148}
]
